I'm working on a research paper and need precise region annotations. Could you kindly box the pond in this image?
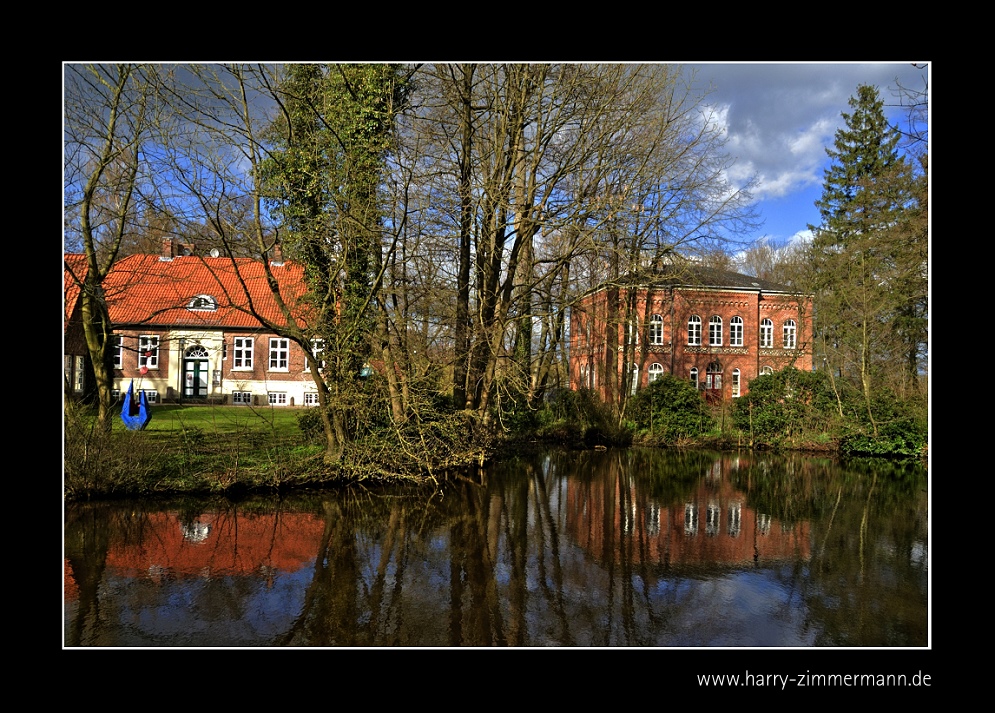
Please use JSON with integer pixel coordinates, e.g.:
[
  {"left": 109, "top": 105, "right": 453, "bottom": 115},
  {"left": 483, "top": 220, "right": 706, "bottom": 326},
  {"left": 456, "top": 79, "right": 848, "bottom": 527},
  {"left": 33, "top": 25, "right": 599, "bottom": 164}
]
[{"left": 64, "top": 447, "right": 928, "bottom": 647}]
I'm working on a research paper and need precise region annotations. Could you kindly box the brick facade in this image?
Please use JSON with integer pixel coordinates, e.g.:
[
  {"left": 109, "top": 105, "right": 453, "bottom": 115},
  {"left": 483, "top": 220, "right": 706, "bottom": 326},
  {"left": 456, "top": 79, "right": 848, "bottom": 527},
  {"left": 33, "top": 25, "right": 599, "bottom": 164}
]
[{"left": 569, "top": 267, "right": 813, "bottom": 402}]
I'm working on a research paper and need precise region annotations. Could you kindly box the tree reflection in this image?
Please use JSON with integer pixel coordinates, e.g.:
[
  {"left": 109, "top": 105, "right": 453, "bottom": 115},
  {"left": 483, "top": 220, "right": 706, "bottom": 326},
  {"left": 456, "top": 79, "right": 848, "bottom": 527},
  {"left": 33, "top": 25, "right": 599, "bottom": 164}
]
[{"left": 64, "top": 450, "right": 927, "bottom": 647}]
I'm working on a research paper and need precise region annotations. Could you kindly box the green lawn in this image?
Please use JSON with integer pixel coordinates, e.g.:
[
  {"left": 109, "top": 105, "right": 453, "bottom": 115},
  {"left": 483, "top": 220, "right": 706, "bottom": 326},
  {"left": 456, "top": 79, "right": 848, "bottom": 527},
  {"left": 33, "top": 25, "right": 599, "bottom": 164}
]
[{"left": 134, "top": 403, "right": 305, "bottom": 438}]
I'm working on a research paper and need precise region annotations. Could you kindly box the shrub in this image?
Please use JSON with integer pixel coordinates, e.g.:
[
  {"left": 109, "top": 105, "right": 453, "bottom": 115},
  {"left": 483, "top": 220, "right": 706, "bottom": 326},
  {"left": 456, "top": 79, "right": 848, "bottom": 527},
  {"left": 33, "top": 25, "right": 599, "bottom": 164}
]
[
  {"left": 628, "top": 374, "right": 713, "bottom": 443},
  {"left": 732, "top": 367, "right": 839, "bottom": 440},
  {"left": 64, "top": 399, "right": 171, "bottom": 500}
]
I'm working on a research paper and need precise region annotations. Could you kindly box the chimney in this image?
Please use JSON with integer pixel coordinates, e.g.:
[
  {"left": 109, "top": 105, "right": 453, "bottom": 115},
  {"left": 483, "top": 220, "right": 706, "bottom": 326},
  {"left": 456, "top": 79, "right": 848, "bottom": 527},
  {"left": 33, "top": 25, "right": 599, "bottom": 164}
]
[
  {"left": 160, "top": 237, "right": 176, "bottom": 260},
  {"left": 271, "top": 243, "right": 284, "bottom": 266}
]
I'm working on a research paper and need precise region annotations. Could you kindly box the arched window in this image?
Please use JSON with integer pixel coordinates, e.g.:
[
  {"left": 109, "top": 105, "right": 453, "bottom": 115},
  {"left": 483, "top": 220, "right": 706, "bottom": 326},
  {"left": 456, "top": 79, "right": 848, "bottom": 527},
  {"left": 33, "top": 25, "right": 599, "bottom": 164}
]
[
  {"left": 185, "top": 345, "right": 210, "bottom": 358},
  {"left": 709, "top": 315, "right": 723, "bottom": 346},
  {"left": 783, "top": 319, "right": 797, "bottom": 349},
  {"left": 730, "top": 316, "right": 743, "bottom": 347},
  {"left": 649, "top": 314, "right": 664, "bottom": 345},
  {"left": 690, "top": 367, "right": 699, "bottom": 389},
  {"left": 630, "top": 364, "right": 639, "bottom": 395},
  {"left": 731, "top": 368, "right": 741, "bottom": 397},
  {"left": 687, "top": 315, "right": 701, "bottom": 346},
  {"left": 760, "top": 318, "right": 773, "bottom": 348},
  {"left": 649, "top": 362, "right": 664, "bottom": 382},
  {"left": 187, "top": 294, "right": 217, "bottom": 311},
  {"left": 760, "top": 365, "right": 774, "bottom": 376}
]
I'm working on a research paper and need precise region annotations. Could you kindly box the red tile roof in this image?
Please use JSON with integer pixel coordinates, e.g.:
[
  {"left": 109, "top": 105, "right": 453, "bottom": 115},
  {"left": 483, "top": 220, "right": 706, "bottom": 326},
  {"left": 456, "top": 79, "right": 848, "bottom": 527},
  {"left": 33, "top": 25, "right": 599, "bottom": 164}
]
[
  {"left": 66, "top": 253, "right": 313, "bottom": 330},
  {"left": 64, "top": 254, "right": 88, "bottom": 328}
]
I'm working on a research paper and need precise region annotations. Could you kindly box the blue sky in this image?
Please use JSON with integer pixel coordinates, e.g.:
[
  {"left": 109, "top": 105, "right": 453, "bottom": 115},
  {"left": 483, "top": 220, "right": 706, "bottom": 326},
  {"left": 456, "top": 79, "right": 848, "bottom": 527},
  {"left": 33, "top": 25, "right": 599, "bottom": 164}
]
[{"left": 681, "top": 62, "right": 929, "bottom": 250}]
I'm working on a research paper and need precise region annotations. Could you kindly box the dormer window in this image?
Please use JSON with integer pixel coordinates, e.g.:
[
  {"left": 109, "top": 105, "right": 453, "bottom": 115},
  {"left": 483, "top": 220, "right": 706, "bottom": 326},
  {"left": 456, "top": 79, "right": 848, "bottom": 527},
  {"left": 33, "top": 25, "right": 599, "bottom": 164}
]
[{"left": 187, "top": 294, "right": 217, "bottom": 311}]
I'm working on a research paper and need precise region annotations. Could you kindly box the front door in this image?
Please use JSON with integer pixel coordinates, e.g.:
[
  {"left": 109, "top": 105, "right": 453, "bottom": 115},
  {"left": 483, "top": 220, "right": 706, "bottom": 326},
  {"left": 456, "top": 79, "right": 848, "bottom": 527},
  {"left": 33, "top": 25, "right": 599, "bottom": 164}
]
[
  {"left": 705, "top": 361, "right": 723, "bottom": 402},
  {"left": 183, "top": 345, "right": 210, "bottom": 398}
]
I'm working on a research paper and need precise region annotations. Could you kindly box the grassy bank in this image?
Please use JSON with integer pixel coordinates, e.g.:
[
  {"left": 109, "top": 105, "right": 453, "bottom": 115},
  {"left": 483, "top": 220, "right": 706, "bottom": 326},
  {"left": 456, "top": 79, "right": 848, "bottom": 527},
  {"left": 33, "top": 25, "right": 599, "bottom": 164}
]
[{"left": 66, "top": 402, "right": 341, "bottom": 501}]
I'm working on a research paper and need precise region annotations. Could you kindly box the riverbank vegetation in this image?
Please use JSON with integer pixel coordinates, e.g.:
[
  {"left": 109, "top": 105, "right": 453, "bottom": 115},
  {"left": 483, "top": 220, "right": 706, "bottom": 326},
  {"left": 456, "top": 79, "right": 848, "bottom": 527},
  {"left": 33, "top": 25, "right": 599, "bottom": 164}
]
[{"left": 64, "top": 368, "right": 926, "bottom": 502}]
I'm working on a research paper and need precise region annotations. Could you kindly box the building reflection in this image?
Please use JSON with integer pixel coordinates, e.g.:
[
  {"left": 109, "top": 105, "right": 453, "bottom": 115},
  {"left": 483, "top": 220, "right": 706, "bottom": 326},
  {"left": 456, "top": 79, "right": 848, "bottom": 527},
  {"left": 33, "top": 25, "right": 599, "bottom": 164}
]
[
  {"left": 65, "top": 509, "right": 325, "bottom": 600},
  {"left": 564, "top": 454, "right": 811, "bottom": 569}
]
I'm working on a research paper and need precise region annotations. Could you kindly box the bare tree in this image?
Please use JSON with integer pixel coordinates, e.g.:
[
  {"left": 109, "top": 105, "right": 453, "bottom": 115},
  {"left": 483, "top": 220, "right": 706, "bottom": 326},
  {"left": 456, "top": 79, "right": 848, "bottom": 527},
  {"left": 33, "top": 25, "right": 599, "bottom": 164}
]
[{"left": 64, "top": 63, "right": 160, "bottom": 429}]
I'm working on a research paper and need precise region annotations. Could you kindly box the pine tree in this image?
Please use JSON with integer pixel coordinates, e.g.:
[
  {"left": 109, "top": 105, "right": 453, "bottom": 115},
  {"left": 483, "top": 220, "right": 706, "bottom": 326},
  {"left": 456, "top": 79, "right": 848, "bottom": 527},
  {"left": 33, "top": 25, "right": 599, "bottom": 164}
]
[{"left": 807, "top": 84, "right": 920, "bottom": 434}]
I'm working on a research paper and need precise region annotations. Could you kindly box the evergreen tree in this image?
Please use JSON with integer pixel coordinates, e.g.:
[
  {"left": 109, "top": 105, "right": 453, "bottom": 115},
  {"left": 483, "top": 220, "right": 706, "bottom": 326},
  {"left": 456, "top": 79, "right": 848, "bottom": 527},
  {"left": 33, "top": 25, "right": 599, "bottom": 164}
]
[{"left": 807, "top": 84, "right": 922, "bottom": 435}]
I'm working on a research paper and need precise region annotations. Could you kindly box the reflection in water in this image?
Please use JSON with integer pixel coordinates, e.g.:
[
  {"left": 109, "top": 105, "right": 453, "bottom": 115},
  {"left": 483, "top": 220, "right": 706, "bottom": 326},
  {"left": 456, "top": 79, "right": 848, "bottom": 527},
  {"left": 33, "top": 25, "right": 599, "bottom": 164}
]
[{"left": 64, "top": 449, "right": 928, "bottom": 647}]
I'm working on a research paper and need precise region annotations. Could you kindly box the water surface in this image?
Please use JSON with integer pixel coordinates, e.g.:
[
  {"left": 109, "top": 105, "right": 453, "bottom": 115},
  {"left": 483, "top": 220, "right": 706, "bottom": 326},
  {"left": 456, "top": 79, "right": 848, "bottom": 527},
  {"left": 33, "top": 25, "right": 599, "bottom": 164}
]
[{"left": 64, "top": 448, "right": 928, "bottom": 647}]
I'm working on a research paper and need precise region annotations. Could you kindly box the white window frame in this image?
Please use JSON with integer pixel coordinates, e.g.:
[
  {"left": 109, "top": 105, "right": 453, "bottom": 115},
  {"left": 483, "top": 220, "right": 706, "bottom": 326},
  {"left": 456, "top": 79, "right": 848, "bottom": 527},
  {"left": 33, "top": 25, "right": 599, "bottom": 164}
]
[
  {"left": 706, "top": 362, "right": 722, "bottom": 391},
  {"left": 690, "top": 367, "right": 699, "bottom": 390},
  {"left": 139, "top": 335, "right": 159, "bottom": 369},
  {"left": 187, "top": 294, "right": 217, "bottom": 311},
  {"left": 649, "top": 314, "right": 664, "bottom": 346},
  {"left": 268, "top": 338, "right": 289, "bottom": 371},
  {"left": 731, "top": 368, "right": 741, "bottom": 398},
  {"left": 233, "top": 337, "right": 254, "bottom": 370},
  {"left": 649, "top": 362, "right": 665, "bottom": 383},
  {"left": 305, "top": 338, "right": 325, "bottom": 372},
  {"left": 760, "top": 365, "right": 774, "bottom": 376},
  {"left": 687, "top": 315, "right": 701, "bottom": 346},
  {"left": 783, "top": 319, "right": 797, "bottom": 349},
  {"left": 113, "top": 335, "right": 124, "bottom": 369},
  {"left": 267, "top": 391, "right": 287, "bottom": 406},
  {"left": 709, "top": 315, "right": 723, "bottom": 346},
  {"left": 730, "top": 316, "right": 743, "bottom": 347},
  {"left": 232, "top": 391, "right": 252, "bottom": 405},
  {"left": 760, "top": 318, "right": 773, "bottom": 348},
  {"left": 74, "top": 355, "right": 85, "bottom": 393},
  {"left": 304, "top": 392, "right": 320, "bottom": 407},
  {"left": 141, "top": 389, "right": 158, "bottom": 403}
]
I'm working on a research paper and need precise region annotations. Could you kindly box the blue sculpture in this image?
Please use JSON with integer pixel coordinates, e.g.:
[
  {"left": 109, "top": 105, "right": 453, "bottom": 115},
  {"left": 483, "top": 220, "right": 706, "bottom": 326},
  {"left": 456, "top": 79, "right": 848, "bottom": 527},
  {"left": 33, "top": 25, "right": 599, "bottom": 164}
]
[{"left": 120, "top": 380, "right": 151, "bottom": 430}]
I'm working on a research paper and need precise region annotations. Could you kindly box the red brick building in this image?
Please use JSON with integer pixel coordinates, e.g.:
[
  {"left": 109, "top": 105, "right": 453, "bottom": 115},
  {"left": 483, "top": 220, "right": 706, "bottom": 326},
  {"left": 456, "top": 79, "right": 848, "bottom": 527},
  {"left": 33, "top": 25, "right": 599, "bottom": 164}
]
[
  {"left": 64, "top": 239, "right": 328, "bottom": 407},
  {"left": 569, "top": 265, "right": 813, "bottom": 401}
]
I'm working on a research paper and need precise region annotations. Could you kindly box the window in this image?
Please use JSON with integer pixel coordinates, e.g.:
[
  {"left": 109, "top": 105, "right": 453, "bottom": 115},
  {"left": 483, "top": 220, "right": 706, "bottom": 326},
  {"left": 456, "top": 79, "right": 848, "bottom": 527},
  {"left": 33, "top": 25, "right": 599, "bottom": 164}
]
[
  {"left": 649, "top": 314, "right": 664, "bottom": 345},
  {"left": 783, "top": 319, "right": 797, "bottom": 349},
  {"left": 706, "top": 502, "right": 720, "bottom": 536},
  {"left": 730, "top": 316, "right": 743, "bottom": 347},
  {"left": 139, "top": 335, "right": 159, "bottom": 369},
  {"left": 268, "top": 391, "right": 287, "bottom": 406},
  {"left": 111, "top": 389, "right": 121, "bottom": 403},
  {"left": 232, "top": 391, "right": 252, "bottom": 405},
  {"left": 304, "top": 392, "right": 320, "bottom": 407},
  {"left": 233, "top": 337, "right": 253, "bottom": 369},
  {"left": 74, "top": 355, "right": 85, "bottom": 393},
  {"left": 113, "top": 335, "right": 124, "bottom": 369},
  {"left": 649, "top": 362, "right": 664, "bottom": 382},
  {"left": 141, "top": 389, "right": 158, "bottom": 403},
  {"left": 684, "top": 503, "right": 699, "bottom": 536},
  {"left": 760, "top": 318, "right": 773, "bottom": 348},
  {"left": 687, "top": 315, "right": 701, "bottom": 346},
  {"left": 732, "top": 368, "right": 741, "bottom": 397},
  {"left": 64, "top": 355, "right": 72, "bottom": 387},
  {"left": 187, "top": 294, "right": 217, "bottom": 311},
  {"left": 709, "top": 315, "right": 722, "bottom": 346},
  {"left": 269, "top": 338, "right": 289, "bottom": 371},
  {"left": 630, "top": 365, "right": 639, "bottom": 395},
  {"left": 728, "top": 503, "right": 742, "bottom": 538},
  {"left": 305, "top": 338, "right": 325, "bottom": 371},
  {"left": 760, "top": 365, "right": 774, "bottom": 376},
  {"left": 706, "top": 362, "right": 722, "bottom": 391},
  {"left": 690, "top": 367, "right": 699, "bottom": 389},
  {"left": 223, "top": 341, "right": 228, "bottom": 361}
]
